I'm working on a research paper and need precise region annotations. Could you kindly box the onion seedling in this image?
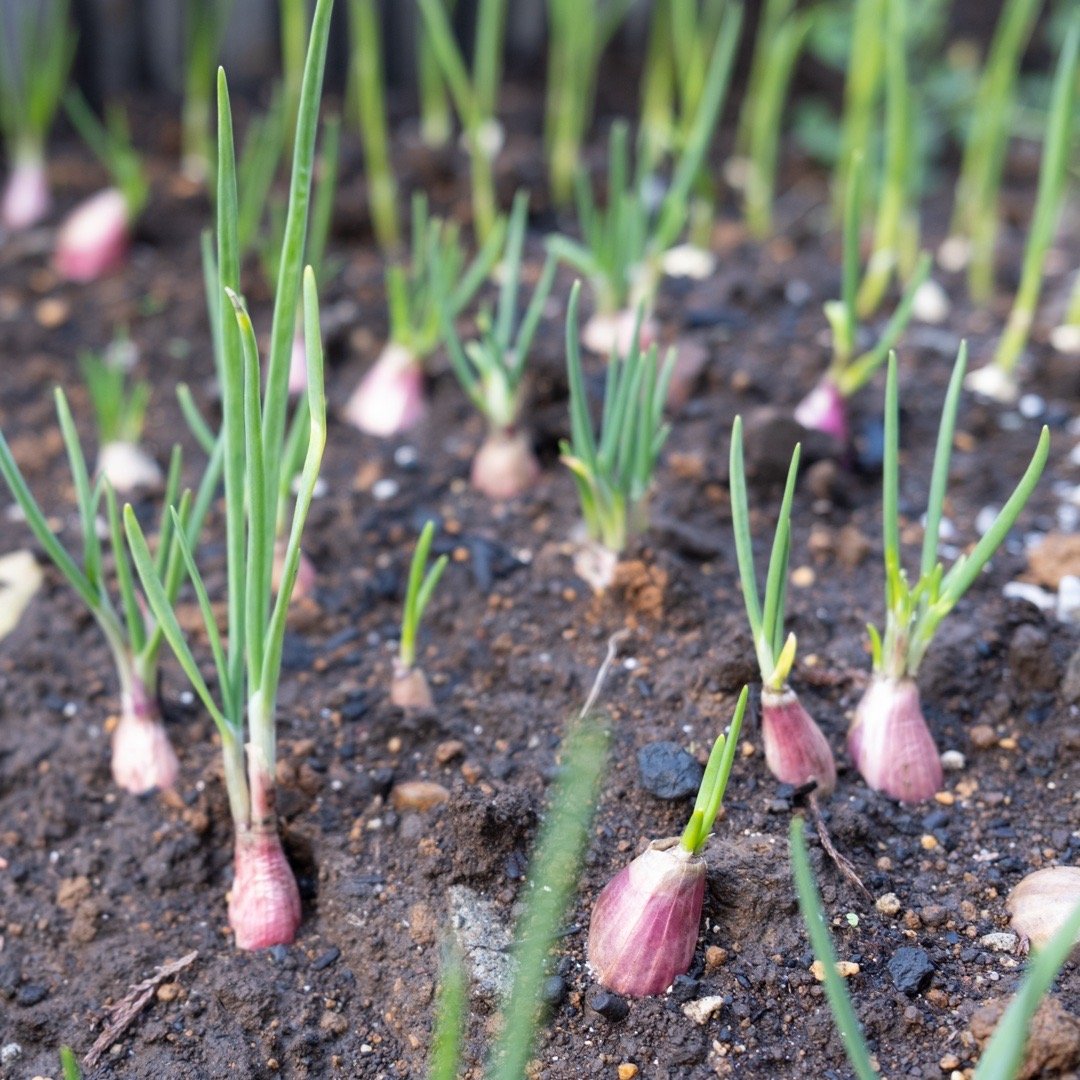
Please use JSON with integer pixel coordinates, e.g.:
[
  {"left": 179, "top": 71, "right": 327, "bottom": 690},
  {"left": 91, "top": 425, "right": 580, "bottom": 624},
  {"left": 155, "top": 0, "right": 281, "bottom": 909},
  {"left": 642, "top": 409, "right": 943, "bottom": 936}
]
[
  {"left": 416, "top": 0, "right": 506, "bottom": 245},
  {"left": 730, "top": 421, "right": 836, "bottom": 794},
  {"left": 561, "top": 283, "right": 674, "bottom": 592},
  {"left": 0, "top": 0, "right": 74, "bottom": 232},
  {"left": 182, "top": 0, "right": 235, "bottom": 184},
  {"left": 416, "top": 0, "right": 455, "bottom": 150},
  {"left": 348, "top": 0, "right": 399, "bottom": 252},
  {"left": 850, "top": 349, "right": 1049, "bottom": 803},
  {"left": 125, "top": 0, "right": 334, "bottom": 950},
  {"left": 79, "top": 346, "right": 162, "bottom": 495},
  {"left": 392, "top": 521, "right": 448, "bottom": 710},
  {"left": 855, "top": 0, "right": 920, "bottom": 318},
  {"left": 734, "top": 0, "right": 813, "bottom": 239},
  {"left": 638, "top": 0, "right": 729, "bottom": 253},
  {"left": 57, "top": 92, "right": 149, "bottom": 282},
  {"left": 832, "top": 0, "right": 884, "bottom": 221},
  {"left": 967, "top": 15, "right": 1080, "bottom": 405},
  {"left": 942, "top": 0, "right": 1041, "bottom": 301},
  {"left": 343, "top": 194, "right": 503, "bottom": 437},
  {"left": 795, "top": 156, "right": 930, "bottom": 446},
  {"left": 0, "top": 400, "right": 218, "bottom": 794},
  {"left": 791, "top": 815, "right": 1080, "bottom": 1080},
  {"left": 235, "top": 92, "right": 287, "bottom": 263},
  {"left": 1050, "top": 271, "right": 1080, "bottom": 355},
  {"left": 544, "top": 0, "right": 635, "bottom": 207},
  {"left": 263, "top": 114, "right": 340, "bottom": 396},
  {"left": 589, "top": 686, "right": 747, "bottom": 997},
  {"left": 441, "top": 191, "right": 556, "bottom": 499},
  {"left": 548, "top": 6, "right": 740, "bottom": 355}
]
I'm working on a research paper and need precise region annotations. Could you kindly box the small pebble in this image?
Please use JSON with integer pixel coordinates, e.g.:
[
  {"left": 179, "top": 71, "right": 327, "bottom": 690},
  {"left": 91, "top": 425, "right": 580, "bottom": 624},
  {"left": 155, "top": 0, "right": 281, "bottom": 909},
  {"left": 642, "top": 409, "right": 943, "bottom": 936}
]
[
  {"left": 636, "top": 742, "right": 703, "bottom": 801},
  {"left": 979, "top": 932, "right": 1017, "bottom": 952},
  {"left": 311, "top": 947, "right": 340, "bottom": 971},
  {"left": 940, "top": 1053, "right": 961, "bottom": 1071},
  {"left": 1018, "top": 394, "right": 1045, "bottom": 419},
  {"left": 1002, "top": 581, "right": 1056, "bottom": 612},
  {"left": 888, "top": 946, "right": 935, "bottom": 995},
  {"left": 969, "top": 725, "right": 997, "bottom": 750},
  {"left": 541, "top": 975, "right": 567, "bottom": 1006},
  {"left": 921, "top": 834, "right": 939, "bottom": 851},
  {"left": 705, "top": 945, "right": 728, "bottom": 970},
  {"left": 617, "top": 1065, "right": 640, "bottom": 1080},
  {"left": 434, "top": 740, "right": 465, "bottom": 765},
  {"left": 587, "top": 989, "right": 629, "bottom": 1022},
  {"left": 0, "top": 1044, "right": 21, "bottom": 1064},
  {"left": 790, "top": 566, "right": 815, "bottom": 588},
  {"left": 913, "top": 279, "right": 950, "bottom": 324},
  {"left": 390, "top": 781, "right": 450, "bottom": 812},
  {"left": 682, "top": 995, "right": 725, "bottom": 1024},
  {"left": 940, "top": 750, "right": 965, "bottom": 771},
  {"left": 875, "top": 893, "right": 902, "bottom": 917},
  {"left": 16, "top": 984, "right": 47, "bottom": 1007},
  {"left": 1057, "top": 576, "right": 1080, "bottom": 624},
  {"left": 393, "top": 445, "right": 419, "bottom": 468},
  {"left": 810, "top": 960, "right": 860, "bottom": 981},
  {"left": 371, "top": 478, "right": 399, "bottom": 502}
]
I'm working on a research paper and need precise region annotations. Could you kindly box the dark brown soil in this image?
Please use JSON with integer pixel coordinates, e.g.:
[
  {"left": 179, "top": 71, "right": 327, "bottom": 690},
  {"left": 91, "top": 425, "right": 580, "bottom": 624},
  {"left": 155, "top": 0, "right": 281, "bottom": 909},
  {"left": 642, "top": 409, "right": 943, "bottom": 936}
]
[{"left": 1, "top": 103, "right": 1078, "bottom": 1080}]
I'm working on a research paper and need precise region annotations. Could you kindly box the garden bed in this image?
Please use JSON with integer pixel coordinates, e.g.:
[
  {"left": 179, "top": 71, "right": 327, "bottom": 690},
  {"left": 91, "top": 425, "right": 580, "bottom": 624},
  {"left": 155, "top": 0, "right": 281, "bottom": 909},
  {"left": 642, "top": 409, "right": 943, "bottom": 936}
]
[{"left": 0, "top": 117, "right": 1078, "bottom": 1079}]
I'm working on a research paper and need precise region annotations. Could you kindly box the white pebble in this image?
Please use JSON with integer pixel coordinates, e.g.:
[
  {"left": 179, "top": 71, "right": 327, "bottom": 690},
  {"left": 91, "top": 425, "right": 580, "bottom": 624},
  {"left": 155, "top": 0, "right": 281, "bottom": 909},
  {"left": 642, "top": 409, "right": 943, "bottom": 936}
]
[
  {"left": 975, "top": 506, "right": 1000, "bottom": 536},
  {"left": 0, "top": 1044, "right": 21, "bottom": 1064},
  {"left": 937, "top": 236, "right": 969, "bottom": 272},
  {"left": 785, "top": 279, "right": 813, "bottom": 306},
  {"left": 1018, "top": 394, "right": 1045, "bottom": 419},
  {"left": 1056, "top": 576, "right": 1080, "bottom": 624},
  {"left": 661, "top": 243, "right": 716, "bottom": 280},
  {"left": 913, "top": 279, "right": 950, "bottom": 324},
  {"left": 1050, "top": 324, "right": 1080, "bottom": 354},
  {"left": 1068, "top": 443, "right": 1080, "bottom": 467},
  {"left": 682, "top": 995, "right": 726, "bottom": 1025},
  {"left": 940, "top": 750, "right": 966, "bottom": 772},
  {"left": 1002, "top": 581, "right": 1056, "bottom": 612},
  {"left": 372, "top": 478, "right": 399, "bottom": 502},
  {"left": 1057, "top": 505, "right": 1080, "bottom": 533},
  {"left": 980, "top": 932, "right": 1018, "bottom": 952},
  {"left": 393, "top": 445, "right": 418, "bottom": 468}
]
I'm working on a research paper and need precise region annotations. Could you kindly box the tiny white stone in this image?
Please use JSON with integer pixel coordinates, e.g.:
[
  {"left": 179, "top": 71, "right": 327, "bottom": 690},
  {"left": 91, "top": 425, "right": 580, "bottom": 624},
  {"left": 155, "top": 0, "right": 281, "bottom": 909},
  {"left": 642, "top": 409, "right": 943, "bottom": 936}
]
[
  {"left": 372, "top": 478, "right": 399, "bottom": 502},
  {"left": 179, "top": 690, "right": 195, "bottom": 706},
  {"left": 62, "top": 701, "right": 77, "bottom": 718},
  {"left": 980, "top": 931, "right": 1018, "bottom": 952},
  {"left": 940, "top": 749, "right": 966, "bottom": 771},
  {"left": 1003, "top": 581, "right": 1056, "bottom": 612},
  {"left": 1069, "top": 443, "right": 1080, "bottom": 466},
  {"left": 1050, "top": 324, "right": 1080, "bottom": 354},
  {"left": 661, "top": 243, "right": 716, "bottom": 280},
  {"left": 1018, "top": 394, "right": 1045, "bottom": 419},
  {"left": 1056, "top": 576, "right": 1080, "bottom": 624},
  {"left": 966, "top": 364, "right": 1019, "bottom": 405},
  {"left": 682, "top": 995, "right": 726, "bottom": 1025},
  {"left": 623, "top": 657, "right": 638, "bottom": 670},
  {"left": 937, "top": 236, "right": 969, "bottom": 272},
  {"left": 913, "top": 279, "right": 950, "bottom": 324},
  {"left": 393, "top": 445, "right": 418, "bottom": 468},
  {"left": 0, "top": 1044, "right": 22, "bottom": 1064},
  {"left": 785, "top": 279, "right": 813, "bottom": 306},
  {"left": 975, "top": 506, "right": 1000, "bottom": 536},
  {"left": 1057, "top": 505, "right": 1080, "bottom": 533}
]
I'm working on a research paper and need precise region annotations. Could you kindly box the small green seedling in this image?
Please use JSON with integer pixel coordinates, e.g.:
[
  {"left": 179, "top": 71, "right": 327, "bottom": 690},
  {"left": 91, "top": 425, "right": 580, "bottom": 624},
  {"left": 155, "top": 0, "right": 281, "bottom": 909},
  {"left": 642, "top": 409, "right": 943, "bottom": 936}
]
[{"left": 392, "top": 520, "right": 448, "bottom": 710}]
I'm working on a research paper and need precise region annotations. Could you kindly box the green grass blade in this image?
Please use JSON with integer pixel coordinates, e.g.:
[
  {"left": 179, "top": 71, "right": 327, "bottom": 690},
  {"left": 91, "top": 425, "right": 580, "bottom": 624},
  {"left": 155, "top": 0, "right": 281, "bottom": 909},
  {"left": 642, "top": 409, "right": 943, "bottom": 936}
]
[
  {"left": 920, "top": 343, "right": 967, "bottom": 579},
  {"left": 427, "top": 941, "right": 468, "bottom": 1080},
  {"left": 729, "top": 417, "right": 764, "bottom": 646},
  {"left": 123, "top": 505, "right": 230, "bottom": 733},
  {"left": 105, "top": 483, "right": 146, "bottom": 654},
  {"left": 790, "top": 818, "right": 879, "bottom": 1080},
  {"left": 761, "top": 444, "right": 800, "bottom": 663},
  {"left": 486, "top": 715, "right": 608, "bottom": 1080},
  {"left": 940, "top": 426, "right": 1049, "bottom": 607}
]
